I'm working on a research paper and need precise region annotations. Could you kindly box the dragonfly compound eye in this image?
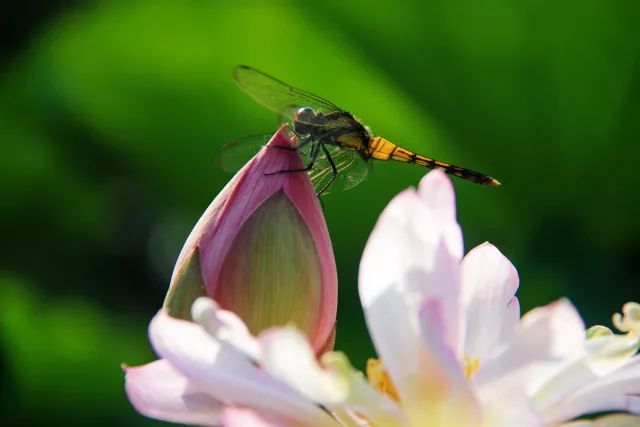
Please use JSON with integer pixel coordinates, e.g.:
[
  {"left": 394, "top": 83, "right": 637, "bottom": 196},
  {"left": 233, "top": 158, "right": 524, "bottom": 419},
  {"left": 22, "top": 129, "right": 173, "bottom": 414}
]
[
  {"left": 293, "top": 107, "right": 317, "bottom": 135},
  {"left": 296, "top": 107, "right": 316, "bottom": 121}
]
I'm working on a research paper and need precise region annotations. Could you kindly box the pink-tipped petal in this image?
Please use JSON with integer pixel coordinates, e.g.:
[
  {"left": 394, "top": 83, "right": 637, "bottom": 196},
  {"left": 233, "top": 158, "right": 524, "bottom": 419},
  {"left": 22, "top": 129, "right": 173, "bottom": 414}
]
[
  {"left": 148, "top": 310, "right": 334, "bottom": 426},
  {"left": 417, "top": 169, "right": 464, "bottom": 260},
  {"left": 360, "top": 190, "right": 462, "bottom": 341},
  {"left": 124, "top": 360, "right": 222, "bottom": 426},
  {"left": 359, "top": 171, "right": 464, "bottom": 407},
  {"left": 460, "top": 242, "right": 520, "bottom": 360},
  {"left": 276, "top": 135, "right": 338, "bottom": 353}
]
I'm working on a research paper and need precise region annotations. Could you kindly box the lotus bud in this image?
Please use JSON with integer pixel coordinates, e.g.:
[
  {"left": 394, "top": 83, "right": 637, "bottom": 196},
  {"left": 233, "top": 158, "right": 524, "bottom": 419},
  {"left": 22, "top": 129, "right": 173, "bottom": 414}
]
[{"left": 163, "top": 126, "right": 337, "bottom": 353}]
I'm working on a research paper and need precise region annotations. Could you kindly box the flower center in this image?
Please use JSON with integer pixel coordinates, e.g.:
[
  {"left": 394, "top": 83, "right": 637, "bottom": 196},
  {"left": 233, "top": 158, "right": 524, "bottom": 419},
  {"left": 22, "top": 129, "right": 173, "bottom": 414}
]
[
  {"left": 366, "top": 358, "right": 400, "bottom": 402},
  {"left": 463, "top": 355, "right": 480, "bottom": 380}
]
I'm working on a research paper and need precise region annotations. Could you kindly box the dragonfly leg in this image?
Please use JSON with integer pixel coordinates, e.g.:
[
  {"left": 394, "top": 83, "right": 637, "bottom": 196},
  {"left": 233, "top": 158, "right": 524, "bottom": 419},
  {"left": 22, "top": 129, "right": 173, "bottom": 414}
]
[
  {"left": 266, "top": 137, "right": 313, "bottom": 159},
  {"left": 264, "top": 143, "right": 320, "bottom": 176},
  {"left": 316, "top": 144, "right": 338, "bottom": 197},
  {"left": 266, "top": 145, "right": 297, "bottom": 151}
]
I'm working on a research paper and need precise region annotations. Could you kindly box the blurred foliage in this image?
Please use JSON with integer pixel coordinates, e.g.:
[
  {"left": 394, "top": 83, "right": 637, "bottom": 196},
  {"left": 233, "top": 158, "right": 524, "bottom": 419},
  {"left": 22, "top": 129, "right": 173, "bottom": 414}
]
[
  {"left": 1, "top": 0, "right": 639, "bottom": 425},
  {"left": 0, "top": 275, "right": 157, "bottom": 426}
]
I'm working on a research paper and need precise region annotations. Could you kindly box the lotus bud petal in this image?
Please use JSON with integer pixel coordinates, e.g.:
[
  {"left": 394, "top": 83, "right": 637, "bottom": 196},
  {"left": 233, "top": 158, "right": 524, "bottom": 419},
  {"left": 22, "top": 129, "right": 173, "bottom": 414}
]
[{"left": 164, "top": 126, "right": 337, "bottom": 353}]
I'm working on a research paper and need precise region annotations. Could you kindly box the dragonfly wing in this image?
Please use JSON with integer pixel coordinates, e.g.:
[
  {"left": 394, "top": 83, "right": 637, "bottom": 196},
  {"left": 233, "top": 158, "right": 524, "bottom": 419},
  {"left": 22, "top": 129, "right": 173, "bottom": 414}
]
[
  {"left": 215, "top": 133, "right": 275, "bottom": 172},
  {"left": 310, "top": 145, "right": 371, "bottom": 195},
  {"left": 233, "top": 65, "right": 342, "bottom": 120}
]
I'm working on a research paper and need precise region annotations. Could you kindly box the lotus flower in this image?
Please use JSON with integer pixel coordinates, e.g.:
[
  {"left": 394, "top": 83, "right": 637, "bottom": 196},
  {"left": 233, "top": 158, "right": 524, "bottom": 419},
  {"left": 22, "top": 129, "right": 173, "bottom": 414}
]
[
  {"left": 126, "top": 170, "right": 640, "bottom": 426},
  {"left": 163, "top": 125, "right": 337, "bottom": 353},
  {"left": 355, "top": 170, "right": 640, "bottom": 426}
]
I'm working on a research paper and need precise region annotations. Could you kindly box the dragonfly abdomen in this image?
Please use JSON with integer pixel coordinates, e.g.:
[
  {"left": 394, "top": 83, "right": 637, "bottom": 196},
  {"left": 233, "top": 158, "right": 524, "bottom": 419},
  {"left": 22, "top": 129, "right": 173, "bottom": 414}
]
[
  {"left": 367, "top": 136, "right": 500, "bottom": 186},
  {"left": 368, "top": 136, "right": 414, "bottom": 162}
]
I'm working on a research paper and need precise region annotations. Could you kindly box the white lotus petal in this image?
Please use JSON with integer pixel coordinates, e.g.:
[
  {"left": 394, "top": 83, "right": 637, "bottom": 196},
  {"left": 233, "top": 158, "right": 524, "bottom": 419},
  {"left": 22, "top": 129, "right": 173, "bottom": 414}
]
[
  {"left": 416, "top": 169, "right": 464, "bottom": 261},
  {"left": 359, "top": 188, "right": 462, "bottom": 311},
  {"left": 149, "top": 311, "right": 335, "bottom": 426},
  {"left": 475, "top": 299, "right": 585, "bottom": 393},
  {"left": 531, "top": 356, "right": 598, "bottom": 412},
  {"left": 191, "top": 297, "right": 260, "bottom": 360},
  {"left": 360, "top": 180, "right": 463, "bottom": 395},
  {"left": 476, "top": 378, "right": 543, "bottom": 427},
  {"left": 259, "top": 327, "right": 348, "bottom": 404},
  {"left": 519, "top": 299, "right": 585, "bottom": 357},
  {"left": 411, "top": 298, "right": 480, "bottom": 427},
  {"left": 125, "top": 360, "right": 221, "bottom": 426},
  {"left": 221, "top": 406, "right": 312, "bottom": 427},
  {"left": 460, "top": 243, "right": 520, "bottom": 361},
  {"left": 418, "top": 299, "right": 468, "bottom": 385},
  {"left": 499, "top": 297, "right": 521, "bottom": 347},
  {"left": 543, "top": 358, "right": 640, "bottom": 423},
  {"left": 259, "top": 328, "right": 402, "bottom": 427}
]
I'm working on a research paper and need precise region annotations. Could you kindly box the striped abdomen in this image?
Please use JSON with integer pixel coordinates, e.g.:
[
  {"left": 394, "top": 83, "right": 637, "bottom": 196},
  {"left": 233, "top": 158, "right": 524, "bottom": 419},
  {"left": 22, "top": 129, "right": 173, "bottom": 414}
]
[{"left": 367, "top": 136, "right": 500, "bottom": 187}]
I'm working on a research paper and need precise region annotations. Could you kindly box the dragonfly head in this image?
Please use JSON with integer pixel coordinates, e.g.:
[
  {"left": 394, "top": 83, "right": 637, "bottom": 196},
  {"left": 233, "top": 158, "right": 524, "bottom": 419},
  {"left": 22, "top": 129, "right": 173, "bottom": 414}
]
[{"left": 293, "top": 107, "right": 318, "bottom": 135}]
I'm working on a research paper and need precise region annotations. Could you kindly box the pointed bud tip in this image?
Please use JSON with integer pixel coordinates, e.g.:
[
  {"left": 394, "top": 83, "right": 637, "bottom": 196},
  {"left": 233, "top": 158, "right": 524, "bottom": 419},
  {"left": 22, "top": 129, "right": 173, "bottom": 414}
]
[{"left": 266, "top": 125, "right": 295, "bottom": 150}]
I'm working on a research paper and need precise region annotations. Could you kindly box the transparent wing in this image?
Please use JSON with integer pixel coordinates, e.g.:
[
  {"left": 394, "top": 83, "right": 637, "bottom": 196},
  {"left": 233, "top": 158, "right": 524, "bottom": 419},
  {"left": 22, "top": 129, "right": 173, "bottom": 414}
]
[
  {"left": 234, "top": 65, "right": 340, "bottom": 115},
  {"left": 310, "top": 146, "right": 371, "bottom": 195},
  {"left": 215, "top": 133, "right": 274, "bottom": 172},
  {"left": 233, "top": 65, "right": 358, "bottom": 132}
]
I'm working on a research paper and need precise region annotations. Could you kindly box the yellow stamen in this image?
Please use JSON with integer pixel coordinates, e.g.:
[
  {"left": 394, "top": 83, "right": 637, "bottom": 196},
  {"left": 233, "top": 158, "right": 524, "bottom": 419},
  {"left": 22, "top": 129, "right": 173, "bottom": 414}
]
[
  {"left": 366, "top": 358, "right": 400, "bottom": 402},
  {"left": 464, "top": 355, "right": 480, "bottom": 380}
]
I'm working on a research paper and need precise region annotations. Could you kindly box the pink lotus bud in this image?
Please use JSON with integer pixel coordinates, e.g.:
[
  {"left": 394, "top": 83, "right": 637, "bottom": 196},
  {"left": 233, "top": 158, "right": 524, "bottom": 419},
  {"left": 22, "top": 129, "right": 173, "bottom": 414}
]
[{"left": 163, "top": 126, "right": 337, "bottom": 353}]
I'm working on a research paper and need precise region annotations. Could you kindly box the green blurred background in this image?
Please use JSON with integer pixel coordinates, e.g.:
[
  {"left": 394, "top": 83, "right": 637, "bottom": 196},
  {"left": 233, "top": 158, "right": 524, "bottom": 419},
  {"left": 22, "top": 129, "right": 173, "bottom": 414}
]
[{"left": 1, "top": 0, "right": 639, "bottom": 425}]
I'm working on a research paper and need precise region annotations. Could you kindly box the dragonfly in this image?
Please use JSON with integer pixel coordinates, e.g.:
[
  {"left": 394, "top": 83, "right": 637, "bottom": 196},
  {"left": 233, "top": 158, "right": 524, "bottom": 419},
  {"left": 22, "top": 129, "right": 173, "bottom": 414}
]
[{"left": 220, "top": 65, "right": 501, "bottom": 196}]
